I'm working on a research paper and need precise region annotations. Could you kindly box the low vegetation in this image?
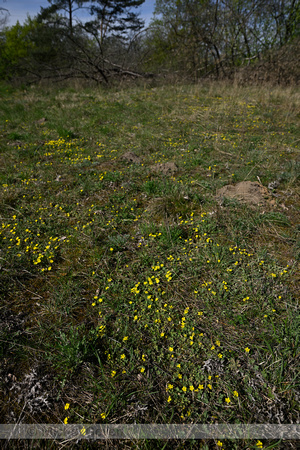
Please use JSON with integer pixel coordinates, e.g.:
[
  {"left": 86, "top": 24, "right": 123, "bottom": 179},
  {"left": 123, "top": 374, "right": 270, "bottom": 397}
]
[{"left": 0, "top": 80, "right": 299, "bottom": 449}]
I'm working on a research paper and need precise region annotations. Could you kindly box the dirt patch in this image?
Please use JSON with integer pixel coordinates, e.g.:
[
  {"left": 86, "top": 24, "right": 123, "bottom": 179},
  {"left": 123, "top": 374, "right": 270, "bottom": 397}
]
[
  {"left": 150, "top": 162, "right": 178, "bottom": 176},
  {"left": 121, "top": 151, "right": 141, "bottom": 163},
  {"left": 216, "top": 181, "right": 275, "bottom": 207},
  {"left": 35, "top": 118, "right": 47, "bottom": 125}
]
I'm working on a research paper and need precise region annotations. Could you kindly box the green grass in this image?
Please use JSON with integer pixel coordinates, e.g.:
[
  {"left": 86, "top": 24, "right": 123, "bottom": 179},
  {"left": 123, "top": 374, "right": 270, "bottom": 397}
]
[{"left": 0, "top": 80, "right": 299, "bottom": 449}]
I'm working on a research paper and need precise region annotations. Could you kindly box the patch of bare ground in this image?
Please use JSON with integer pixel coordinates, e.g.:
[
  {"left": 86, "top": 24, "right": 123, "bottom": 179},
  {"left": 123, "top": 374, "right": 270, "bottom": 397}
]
[
  {"left": 150, "top": 162, "right": 178, "bottom": 176},
  {"left": 120, "top": 151, "right": 141, "bottom": 163},
  {"left": 216, "top": 181, "right": 276, "bottom": 207}
]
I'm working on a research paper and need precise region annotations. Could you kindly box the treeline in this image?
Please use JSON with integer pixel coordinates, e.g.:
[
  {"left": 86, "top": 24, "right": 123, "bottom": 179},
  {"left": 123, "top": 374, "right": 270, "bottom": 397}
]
[
  {"left": 0, "top": 0, "right": 299, "bottom": 84},
  {"left": 148, "top": 0, "right": 300, "bottom": 79}
]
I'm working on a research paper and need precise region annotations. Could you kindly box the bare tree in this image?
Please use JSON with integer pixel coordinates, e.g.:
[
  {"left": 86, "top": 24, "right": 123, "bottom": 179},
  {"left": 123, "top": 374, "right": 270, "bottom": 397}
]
[
  {"left": 0, "top": 0, "right": 9, "bottom": 31},
  {"left": 146, "top": 0, "right": 300, "bottom": 79},
  {"left": 36, "top": 0, "right": 147, "bottom": 83}
]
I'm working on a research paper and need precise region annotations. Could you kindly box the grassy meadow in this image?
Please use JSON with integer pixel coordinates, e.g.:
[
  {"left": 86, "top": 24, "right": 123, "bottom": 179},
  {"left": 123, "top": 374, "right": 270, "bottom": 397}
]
[{"left": 0, "top": 80, "right": 299, "bottom": 449}]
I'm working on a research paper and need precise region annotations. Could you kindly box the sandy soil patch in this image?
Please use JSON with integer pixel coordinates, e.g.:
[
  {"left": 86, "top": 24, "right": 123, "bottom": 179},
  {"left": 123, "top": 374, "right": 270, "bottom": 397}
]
[
  {"left": 150, "top": 162, "right": 178, "bottom": 176},
  {"left": 216, "top": 181, "right": 276, "bottom": 207},
  {"left": 121, "top": 151, "right": 141, "bottom": 163}
]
